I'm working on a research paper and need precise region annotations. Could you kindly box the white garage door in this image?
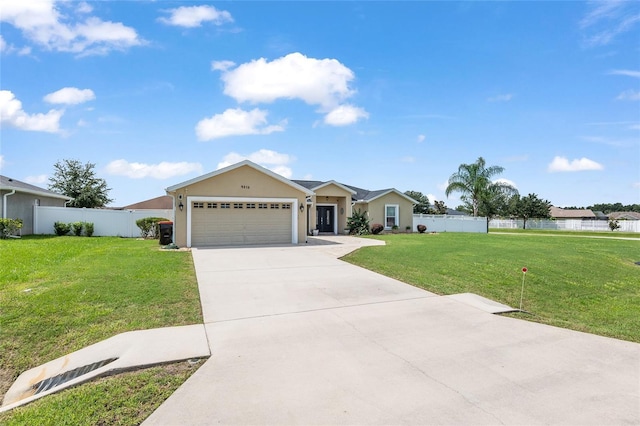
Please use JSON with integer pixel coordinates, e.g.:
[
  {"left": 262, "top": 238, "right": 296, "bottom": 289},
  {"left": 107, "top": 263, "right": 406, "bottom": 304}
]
[{"left": 191, "top": 201, "right": 293, "bottom": 246}]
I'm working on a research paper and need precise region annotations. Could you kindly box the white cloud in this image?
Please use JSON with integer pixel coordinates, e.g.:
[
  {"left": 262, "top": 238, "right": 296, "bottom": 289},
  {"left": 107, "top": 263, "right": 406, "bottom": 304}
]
[
  {"left": 211, "top": 60, "right": 235, "bottom": 71},
  {"left": 196, "top": 108, "right": 285, "bottom": 141},
  {"left": 24, "top": 174, "right": 48, "bottom": 184},
  {"left": 217, "top": 149, "right": 294, "bottom": 178},
  {"left": 0, "top": 90, "right": 63, "bottom": 133},
  {"left": 0, "top": 34, "right": 30, "bottom": 55},
  {"left": 436, "top": 180, "right": 449, "bottom": 191},
  {"left": 105, "top": 159, "right": 202, "bottom": 179},
  {"left": 324, "top": 104, "right": 369, "bottom": 126},
  {"left": 218, "top": 52, "right": 359, "bottom": 109},
  {"left": 608, "top": 69, "right": 640, "bottom": 78},
  {"left": 494, "top": 178, "right": 518, "bottom": 189},
  {"left": 210, "top": 52, "right": 368, "bottom": 128},
  {"left": 547, "top": 156, "right": 604, "bottom": 172},
  {"left": 158, "top": 5, "right": 233, "bottom": 28},
  {"left": 633, "top": 182, "right": 640, "bottom": 189},
  {"left": 76, "top": 2, "right": 93, "bottom": 14},
  {"left": 426, "top": 194, "right": 436, "bottom": 203},
  {"left": 616, "top": 89, "right": 640, "bottom": 101},
  {"left": 0, "top": 155, "right": 5, "bottom": 170},
  {"left": 580, "top": 1, "right": 640, "bottom": 46},
  {"left": 44, "top": 87, "right": 95, "bottom": 105},
  {"left": 0, "top": 0, "right": 143, "bottom": 55},
  {"left": 487, "top": 93, "right": 514, "bottom": 102},
  {"left": 417, "top": 134, "right": 426, "bottom": 143}
]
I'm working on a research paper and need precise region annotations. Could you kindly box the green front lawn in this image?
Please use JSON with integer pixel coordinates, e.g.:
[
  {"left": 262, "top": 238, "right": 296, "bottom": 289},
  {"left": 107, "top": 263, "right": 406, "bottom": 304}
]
[
  {"left": 343, "top": 233, "right": 640, "bottom": 342},
  {"left": 490, "top": 228, "right": 640, "bottom": 238},
  {"left": 0, "top": 236, "right": 203, "bottom": 424}
]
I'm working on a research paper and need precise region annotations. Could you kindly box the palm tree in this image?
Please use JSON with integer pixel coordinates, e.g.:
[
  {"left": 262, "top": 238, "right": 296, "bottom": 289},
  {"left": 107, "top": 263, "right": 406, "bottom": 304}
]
[{"left": 445, "top": 157, "right": 517, "bottom": 217}]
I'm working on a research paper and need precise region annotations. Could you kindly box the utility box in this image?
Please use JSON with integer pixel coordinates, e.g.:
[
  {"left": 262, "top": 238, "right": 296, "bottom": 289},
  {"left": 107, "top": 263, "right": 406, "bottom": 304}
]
[{"left": 158, "top": 221, "right": 173, "bottom": 245}]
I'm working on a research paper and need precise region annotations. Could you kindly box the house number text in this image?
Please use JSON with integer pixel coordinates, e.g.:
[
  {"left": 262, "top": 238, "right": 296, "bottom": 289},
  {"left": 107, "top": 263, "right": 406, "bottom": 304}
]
[{"left": 241, "top": 185, "right": 250, "bottom": 189}]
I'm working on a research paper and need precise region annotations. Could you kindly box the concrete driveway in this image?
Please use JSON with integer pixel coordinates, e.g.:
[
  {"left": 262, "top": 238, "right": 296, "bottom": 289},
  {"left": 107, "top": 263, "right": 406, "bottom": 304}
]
[{"left": 144, "top": 237, "right": 639, "bottom": 425}]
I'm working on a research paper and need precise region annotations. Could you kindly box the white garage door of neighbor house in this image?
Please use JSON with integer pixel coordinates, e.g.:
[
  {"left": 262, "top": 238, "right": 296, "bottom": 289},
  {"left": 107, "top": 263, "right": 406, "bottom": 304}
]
[{"left": 191, "top": 201, "right": 293, "bottom": 246}]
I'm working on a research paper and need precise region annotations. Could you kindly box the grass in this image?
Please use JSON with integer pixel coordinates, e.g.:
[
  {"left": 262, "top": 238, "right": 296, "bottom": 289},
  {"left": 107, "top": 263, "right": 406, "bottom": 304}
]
[
  {"left": 0, "top": 362, "right": 202, "bottom": 426},
  {"left": 0, "top": 236, "right": 203, "bottom": 424},
  {"left": 490, "top": 228, "right": 640, "bottom": 238},
  {"left": 343, "top": 233, "right": 640, "bottom": 342}
]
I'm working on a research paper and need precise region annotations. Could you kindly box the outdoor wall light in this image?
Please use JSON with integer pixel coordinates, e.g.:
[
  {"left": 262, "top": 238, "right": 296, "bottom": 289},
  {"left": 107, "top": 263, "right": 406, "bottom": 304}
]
[
  {"left": 178, "top": 201, "right": 184, "bottom": 211},
  {"left": 299, "top": 204, "right": 305, "bottom": 212}
]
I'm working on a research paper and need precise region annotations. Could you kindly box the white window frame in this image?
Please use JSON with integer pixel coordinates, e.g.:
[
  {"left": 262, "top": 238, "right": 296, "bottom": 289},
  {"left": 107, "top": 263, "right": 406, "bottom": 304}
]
[{"left": 384, "top": 204, "right": 399, "bottom": 230}]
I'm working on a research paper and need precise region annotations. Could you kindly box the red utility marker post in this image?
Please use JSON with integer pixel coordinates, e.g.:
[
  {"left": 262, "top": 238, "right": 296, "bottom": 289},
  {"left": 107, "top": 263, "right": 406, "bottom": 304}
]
[{"left": 519, "top": 267, "right": 528, "bottom": 311}]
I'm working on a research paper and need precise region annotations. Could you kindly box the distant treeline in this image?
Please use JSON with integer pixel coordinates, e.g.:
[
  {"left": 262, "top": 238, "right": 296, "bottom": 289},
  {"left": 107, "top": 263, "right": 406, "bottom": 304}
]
[{"left": 563, "top": 203, "right": 640, "bottom": 213}]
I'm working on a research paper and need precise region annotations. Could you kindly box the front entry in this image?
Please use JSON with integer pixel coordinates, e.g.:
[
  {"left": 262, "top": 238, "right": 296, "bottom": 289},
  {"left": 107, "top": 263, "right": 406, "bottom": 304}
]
[{"left": 316, "top": 206, "right": 335, "bottom": 233}]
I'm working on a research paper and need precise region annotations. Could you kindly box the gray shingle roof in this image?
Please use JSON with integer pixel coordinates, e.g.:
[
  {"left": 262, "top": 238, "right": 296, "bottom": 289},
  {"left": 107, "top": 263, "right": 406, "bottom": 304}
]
[
  {"left": 292, "top": 180, "right": 415, "bottom": 203},
  {"left": 0, "top": 175, "right": 70, "bottom": 199}
]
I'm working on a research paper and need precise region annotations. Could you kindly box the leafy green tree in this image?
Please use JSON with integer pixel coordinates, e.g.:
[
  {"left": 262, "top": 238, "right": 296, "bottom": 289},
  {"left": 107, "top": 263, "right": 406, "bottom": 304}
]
[
  {"left": 433, "top": 200, "right": 448, "bottom": 214},
  {"left": 511, "top": 193, "right": 551, "bottom": 229},
  {"left": 477, "top": 184, "right": 514, "bottom": 219},
  {"left": 590, "top": 203, "right": 640, "bottom": 213},
  {"left": 49, "top": 159, "right": 112, "bottom": 208},
  {"left": 405, "top": 190, "right": 433, "bottom": 214},
  {"left": 445, "top": 157, "right": 517, "bottom": 217}
]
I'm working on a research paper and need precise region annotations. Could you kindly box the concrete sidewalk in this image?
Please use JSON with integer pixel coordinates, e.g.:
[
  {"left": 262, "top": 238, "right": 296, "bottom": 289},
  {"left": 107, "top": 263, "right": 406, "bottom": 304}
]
[{"left": 144, "top": 236, "right": 640, "bottom": 425}]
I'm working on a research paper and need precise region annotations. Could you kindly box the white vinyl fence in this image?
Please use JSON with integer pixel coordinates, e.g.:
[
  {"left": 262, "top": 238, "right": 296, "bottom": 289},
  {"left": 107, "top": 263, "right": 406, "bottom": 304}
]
[
  {"left": 33, "top": 206, "right": 173, "bottom": 237},
  {"left": 489, "top": 218, "right": 640, "bottom": 233},
  {"left": 413, "top": 214, "right": 487, "bottom": 233}
]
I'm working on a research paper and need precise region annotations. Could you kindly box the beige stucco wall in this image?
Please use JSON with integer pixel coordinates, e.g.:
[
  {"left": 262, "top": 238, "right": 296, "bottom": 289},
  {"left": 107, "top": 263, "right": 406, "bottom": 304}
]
[
  {"left": 167, "top": 165, "right": 309, "bottom": 246},
  {"left": 356, "top": 192, "right": 414, "bottom": 232},
  {"left": 311, "top": 184, "right": 354, "bottom": 233}
]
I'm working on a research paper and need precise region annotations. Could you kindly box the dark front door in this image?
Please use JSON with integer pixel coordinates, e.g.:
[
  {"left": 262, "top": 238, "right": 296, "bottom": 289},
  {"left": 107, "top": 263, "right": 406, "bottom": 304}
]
[{"left": 316, "top": 206, "right": 334, "bottom": 233}]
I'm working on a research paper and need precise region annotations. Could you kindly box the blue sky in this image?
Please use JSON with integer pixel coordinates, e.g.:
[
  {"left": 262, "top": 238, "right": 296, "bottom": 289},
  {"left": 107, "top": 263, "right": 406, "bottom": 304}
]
[{"left": 1, "top": 1, "right": 639, "bottom": 208}]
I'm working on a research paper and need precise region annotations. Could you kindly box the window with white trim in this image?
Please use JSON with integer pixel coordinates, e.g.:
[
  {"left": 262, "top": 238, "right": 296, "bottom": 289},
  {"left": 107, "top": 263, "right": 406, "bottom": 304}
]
[
  {"left": 258, "top": 203, "right": 267, "bottom": 209},
  {"left": 246, "top": 203, "right": 256, "bottom": 209},
  {"left": 282, "top": 203, "right": 291, "bottom": 210},
  {"left": 233, "top": 203, "right": 243, "bottom": 209},
  {"left": 270, "top": 203, "right": 279, "bottom": 209},
  {"left": 193, "top": 202, "right": 204, "bottom": 208},
  {"left": 385, "top": 204, "right": 399, "bottom": 229},
  {"left": 207, "top": 203, "right": 217, "bottom": 209},
  {"left": 220, "top": 203, "right": 230, "bottom": 209}
]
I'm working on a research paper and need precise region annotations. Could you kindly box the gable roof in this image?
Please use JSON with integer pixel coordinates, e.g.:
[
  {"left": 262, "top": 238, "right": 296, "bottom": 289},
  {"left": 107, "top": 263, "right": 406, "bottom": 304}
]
[
  {"left": 122, "top": 195, "right": 173, "bottom": 210},
  {"left": 609, "top": 211, "right": 640, "bottom": 220},
  {"left": 166, "top": 160, "right": 314, "bottom": 196},
  {"left": 0, "top": 175, "right": 71, "bottom": 200},
  {"left": 549, "top": 206, "right": 596, "bottom": 219},
  {"left": 292, "top": 180, "right": 356, "bottom": 194},
  {"left": 293, "top": 180, "right": 418, "bottom": 204},
  {"left": 347, "top": 185, "right": 418, "bottom": 204}
]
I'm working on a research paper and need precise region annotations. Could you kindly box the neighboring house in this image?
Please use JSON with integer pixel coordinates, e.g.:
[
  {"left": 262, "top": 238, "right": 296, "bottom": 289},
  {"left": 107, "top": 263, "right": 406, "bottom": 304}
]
[
  {"left": 608, "top": 211, "right": 640, "bottom": 221},
  {"left": 593, "top": 211, "right": 608, "bottom": 220},
  {"left": 549, "top": 206, "right": 596, "bottom": 220},
  {"left": 120, "top": 195, "right": 173, "bottom": 210},
  {"left": 0, "top": 175, "right": 71, "bottom": 235},
  {"left": 165, "top": 160, "right": 417, "bottom": 247}
]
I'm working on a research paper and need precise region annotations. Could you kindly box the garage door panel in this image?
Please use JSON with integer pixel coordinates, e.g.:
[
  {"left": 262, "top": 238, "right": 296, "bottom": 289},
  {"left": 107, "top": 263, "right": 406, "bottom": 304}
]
[{"left": 191, "top": 202, "right": 292, "bottom": 246}]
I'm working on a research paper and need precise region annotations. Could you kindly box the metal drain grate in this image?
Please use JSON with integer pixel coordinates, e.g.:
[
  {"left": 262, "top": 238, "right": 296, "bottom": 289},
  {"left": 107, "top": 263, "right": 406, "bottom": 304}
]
[{"left": 31, "top": 357, "right": 118, "bottom": 395}]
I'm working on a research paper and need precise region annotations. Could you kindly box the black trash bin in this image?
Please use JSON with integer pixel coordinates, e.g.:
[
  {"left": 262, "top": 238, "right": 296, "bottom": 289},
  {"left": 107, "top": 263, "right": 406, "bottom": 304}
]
[{"left": 158, "top": 221, "right": 173, "bottom": 245}]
